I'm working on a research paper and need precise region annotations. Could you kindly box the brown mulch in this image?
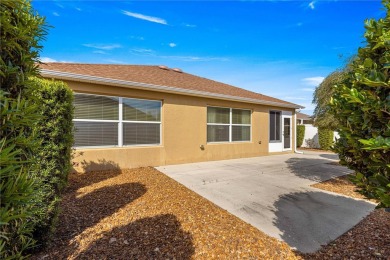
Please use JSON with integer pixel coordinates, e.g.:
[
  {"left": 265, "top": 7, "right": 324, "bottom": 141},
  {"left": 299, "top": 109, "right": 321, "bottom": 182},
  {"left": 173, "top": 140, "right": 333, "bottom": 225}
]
[
  {"left": 311, "top": 174, "right": 377, "bottom": 203},
  {"left": 32, "top": 167, "right": 299, "bottom": 259}
]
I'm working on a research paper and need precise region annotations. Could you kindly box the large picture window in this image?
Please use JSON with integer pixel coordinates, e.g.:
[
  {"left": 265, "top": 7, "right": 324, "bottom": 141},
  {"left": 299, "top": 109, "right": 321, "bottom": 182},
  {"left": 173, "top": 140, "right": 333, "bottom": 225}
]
[
  {"left": 207, "top": 106, "right": 251, "bottom": 142},
  {"left": 73, "top": 93, "right": 161, "bottom": 147},
  {"left": 269, "top": 111, "right": 281, "bottom": 142}
]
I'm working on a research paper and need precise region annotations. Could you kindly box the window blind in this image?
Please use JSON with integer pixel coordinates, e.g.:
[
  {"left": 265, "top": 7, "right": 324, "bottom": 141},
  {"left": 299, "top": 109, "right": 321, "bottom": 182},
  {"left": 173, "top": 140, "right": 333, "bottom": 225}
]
[
  {"left": 123, "top": 123, "right": 160, "bottom": 145},
  {"left": 74, "top": 94, "right": 118, "bottom": 120},
  {"left": 74, "top": 121, "right": 118, "bottom": 147},
  {"left": 207, "top": 106, "right": 251, "bottom": 143},
  {"left": 73, "top": 93, "right": 161, "bottom": 148}
]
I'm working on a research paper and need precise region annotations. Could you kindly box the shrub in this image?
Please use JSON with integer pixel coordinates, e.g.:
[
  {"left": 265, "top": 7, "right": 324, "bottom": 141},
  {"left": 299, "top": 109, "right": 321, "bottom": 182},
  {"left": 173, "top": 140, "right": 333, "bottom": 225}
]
[
  {"left": 0, "top": 91, "right": 41, "bottom": 259},
  {"left": 296, "top": 125, "right": 305, "bottom": 147},
  {"left": 330, "top": 1, "right": 390, "bottom": 208},
  {"left": 0, "top": 0, "right": 46, "bottom": 98},
  {"left": 318, "top": 128, "right": 333, "bottom": 150},
  {"left": 27, "top": 77, "right": 74, "bottom": 245},
  {"left": 0, "top": 0, "right": 47, "bottom": 257}
]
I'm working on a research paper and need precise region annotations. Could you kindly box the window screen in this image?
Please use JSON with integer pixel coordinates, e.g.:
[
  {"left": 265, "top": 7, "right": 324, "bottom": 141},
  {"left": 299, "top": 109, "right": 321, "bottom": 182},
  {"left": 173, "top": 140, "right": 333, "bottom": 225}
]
[{"left": 270, "top": 111, "right": 281, "bottom": 141}]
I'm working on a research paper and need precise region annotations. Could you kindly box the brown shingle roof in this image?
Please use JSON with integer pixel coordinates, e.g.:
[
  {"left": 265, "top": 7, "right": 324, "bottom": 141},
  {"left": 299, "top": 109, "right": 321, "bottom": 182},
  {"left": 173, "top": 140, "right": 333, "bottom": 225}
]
[
  {"left": 39, "top": 63, "right": 302, "bottom": 109},
  {"left": 296, "top": 112, "right": 312, "bottom": 120}
]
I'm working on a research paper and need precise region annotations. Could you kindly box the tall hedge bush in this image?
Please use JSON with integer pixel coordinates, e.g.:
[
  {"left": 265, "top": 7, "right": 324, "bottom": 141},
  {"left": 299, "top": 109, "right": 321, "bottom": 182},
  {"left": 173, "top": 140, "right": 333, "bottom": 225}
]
[
  {"left": 0, "top": 91, "right": 41, "bottom": 259},
  {"left": 27, "top": 77, "right": 74, "bottom": 245},
  {"left": 330, "top": 0, "right": 390, "bottom": 207},
  {"left": 296, "top": 125, "right": 305, "bottom": 147},
  {"left": 318, "top": 128, "right": 333, "bottom": 150},
  {"left": 0, "top": 0, "right": 47, "bottom": 257}
]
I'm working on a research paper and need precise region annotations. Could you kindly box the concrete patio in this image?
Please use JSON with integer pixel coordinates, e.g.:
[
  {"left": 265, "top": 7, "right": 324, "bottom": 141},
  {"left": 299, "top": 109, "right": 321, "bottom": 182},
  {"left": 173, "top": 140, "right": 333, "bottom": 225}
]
[{"left": 156, "top": 151, "right": 376, "bottom": 253}]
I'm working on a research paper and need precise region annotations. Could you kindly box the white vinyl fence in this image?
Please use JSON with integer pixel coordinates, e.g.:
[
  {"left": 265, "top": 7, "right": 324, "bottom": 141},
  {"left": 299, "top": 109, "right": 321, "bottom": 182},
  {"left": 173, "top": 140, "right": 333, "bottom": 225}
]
[{"left": 300, "top": 124, "right": 338, "bottom": 148}]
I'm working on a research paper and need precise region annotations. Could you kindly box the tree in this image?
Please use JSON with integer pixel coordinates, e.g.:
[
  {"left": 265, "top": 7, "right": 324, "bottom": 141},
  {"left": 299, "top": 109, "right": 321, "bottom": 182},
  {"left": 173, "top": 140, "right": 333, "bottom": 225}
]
[
  {"left": 0, "top": 0, "right": 46, "bottom": 97},
  {"left": 330, "top": 0, "right": 390, "bottom": 208},
  {"left": 312, "top": 71, "right": 346, "bottom": 130},
  {"left": 0, "top": 0, "right": 47, "bottom": 257}
]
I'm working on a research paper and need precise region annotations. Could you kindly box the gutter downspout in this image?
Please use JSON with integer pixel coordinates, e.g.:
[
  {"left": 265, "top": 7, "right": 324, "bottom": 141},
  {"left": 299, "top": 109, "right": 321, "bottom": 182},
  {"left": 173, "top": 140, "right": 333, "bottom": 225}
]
[{"left": 294, "top": 110, "right": 304, "bottom": 154}]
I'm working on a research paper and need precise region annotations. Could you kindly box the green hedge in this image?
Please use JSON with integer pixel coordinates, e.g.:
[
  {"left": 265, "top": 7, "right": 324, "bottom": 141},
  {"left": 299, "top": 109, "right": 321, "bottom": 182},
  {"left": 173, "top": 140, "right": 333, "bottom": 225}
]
[
  {"left": 297, "top": 125, "right": 305, "bottom": 147},
  {"left": 28, "top": 77, "right": 74, "bottom": 245},
  {"left": 0, "top": 91, "right": 41, "bottom": 259},
  {"left": 318, "top": 128, "right": 334, "bottom": 150}
]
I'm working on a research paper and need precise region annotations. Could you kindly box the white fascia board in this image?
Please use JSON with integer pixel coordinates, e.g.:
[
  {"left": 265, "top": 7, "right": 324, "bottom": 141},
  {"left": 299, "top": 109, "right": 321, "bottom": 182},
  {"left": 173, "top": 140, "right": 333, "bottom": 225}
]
[{"left": 40, "top": 69, "right": 304, "bottom": 109}]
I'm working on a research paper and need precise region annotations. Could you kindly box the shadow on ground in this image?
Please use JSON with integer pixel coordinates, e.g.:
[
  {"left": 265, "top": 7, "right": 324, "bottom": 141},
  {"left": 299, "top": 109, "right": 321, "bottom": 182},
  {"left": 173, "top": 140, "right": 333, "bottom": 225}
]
[
  {"left": 80, "top": 214, "right": 194, "bottom": 259},
  {"left": 272, "top": 190, "right": 375, "bottom": 253},
  {"left": 285, "top": 157, "right": 351, "bottom": 182},
  {"left": 319, "top": 153, "right": 339, "bottom": 160},
  {"left": 32, "top": 165, "right": 195, "bottom": 259}
]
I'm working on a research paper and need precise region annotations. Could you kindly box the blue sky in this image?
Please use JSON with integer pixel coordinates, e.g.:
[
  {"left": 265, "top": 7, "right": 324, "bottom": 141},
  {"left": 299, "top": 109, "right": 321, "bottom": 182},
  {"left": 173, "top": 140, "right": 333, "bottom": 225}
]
[{"left": 33, "top": 0, "right": 384, "bottom": 114}]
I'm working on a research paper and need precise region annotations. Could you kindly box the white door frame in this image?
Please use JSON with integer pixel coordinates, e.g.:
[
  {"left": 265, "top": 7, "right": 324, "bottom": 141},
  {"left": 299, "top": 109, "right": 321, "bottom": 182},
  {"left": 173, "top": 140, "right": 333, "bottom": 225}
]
[{"left": 282, "top": 113, "right": 292, "bottom": 151}]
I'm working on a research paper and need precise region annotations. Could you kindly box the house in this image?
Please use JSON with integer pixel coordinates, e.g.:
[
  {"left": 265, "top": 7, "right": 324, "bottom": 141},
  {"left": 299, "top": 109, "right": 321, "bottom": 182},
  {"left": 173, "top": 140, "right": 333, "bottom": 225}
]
[
  {"left": 39, "top": 63, "right": 303, "bottom": 171},
  {"left": 296, "top": 112, "right": 313, "bottom": 125}
]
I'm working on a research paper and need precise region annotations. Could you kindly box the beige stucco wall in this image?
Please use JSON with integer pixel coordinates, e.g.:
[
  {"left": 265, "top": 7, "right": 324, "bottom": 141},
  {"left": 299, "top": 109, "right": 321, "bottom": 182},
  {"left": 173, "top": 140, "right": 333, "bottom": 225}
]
[{"left": 59, "top": 80, "right": 296, "bottom": 172}]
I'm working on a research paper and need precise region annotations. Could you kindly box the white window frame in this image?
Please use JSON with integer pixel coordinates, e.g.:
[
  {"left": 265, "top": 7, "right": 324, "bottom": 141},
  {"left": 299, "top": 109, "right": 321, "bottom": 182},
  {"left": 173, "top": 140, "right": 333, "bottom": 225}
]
[
  {"left": 73, "top": 93, "right": 162, "bottom": 148},
  {"left": 207, "top": 106, "right": 252, "bottom": 143}
]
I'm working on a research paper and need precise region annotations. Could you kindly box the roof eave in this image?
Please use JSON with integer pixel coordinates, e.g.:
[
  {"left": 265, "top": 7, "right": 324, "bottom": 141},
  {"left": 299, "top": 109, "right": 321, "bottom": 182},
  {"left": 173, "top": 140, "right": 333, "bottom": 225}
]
[{"left": 40, "top": 69, "right": 304, "bottom": 109}]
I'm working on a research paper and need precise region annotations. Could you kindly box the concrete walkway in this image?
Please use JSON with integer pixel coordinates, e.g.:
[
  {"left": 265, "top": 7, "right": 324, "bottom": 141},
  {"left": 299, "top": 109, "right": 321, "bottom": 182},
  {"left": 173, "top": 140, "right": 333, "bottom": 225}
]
[{"left": 156, "top": 152, "right": 376, "bottom": 253}]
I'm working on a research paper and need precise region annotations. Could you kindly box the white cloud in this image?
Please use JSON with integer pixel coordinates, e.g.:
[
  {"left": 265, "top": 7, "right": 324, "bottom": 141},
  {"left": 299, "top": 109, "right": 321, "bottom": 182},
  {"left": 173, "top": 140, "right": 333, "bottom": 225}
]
[
  {"left": 160, "top": 55, "right": 229, "bottom": 62},
  {"left": 53, "top": 12, "right": 60, "bottom": 16},
  {"left": 75, "top": 7, "right": 82, "bottom": 11},
  {"left": 40, "top": 57, "right": 73, "bottom": 63},
  {"left": 169, "top": 43, "right": 176, "bottom": 48},
  {"left": 308, "top": 1, "right": 315, "bottom": 10},
  {"left": 300, "top": 88, "right": 315, "bottom": 92},
  {"left": 302, "top": 76, "right": 324, "bottom": 86},
  {"left": 183, "top": 23, "right": 196, "bottom": 28},
  {"left": 130, "top": 35, "right": 144, "bottom": 41},
  {"left": 131, "top": 48, "right": 154, "bottom": 55},
  {"left": 40, "top": 57, "right": 57, "bottom": 63},
  {"left": 121, "top": 10, "right": 167, "bottom": 25},
  {"left": 104, "top": 59, "right": 126, "bottom": 64},
  {"left": 83, "top": 43, "right": 122, "bottom": 50},
  {"left": 93, "top": 50, "right": 107, "bottom": 54}
]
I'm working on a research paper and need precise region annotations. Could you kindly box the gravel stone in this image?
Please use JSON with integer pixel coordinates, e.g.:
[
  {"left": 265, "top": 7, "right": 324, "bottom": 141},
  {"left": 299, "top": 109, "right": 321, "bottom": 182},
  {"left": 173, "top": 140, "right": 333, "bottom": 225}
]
[
  {"left": 31, "top": 167, "right": 389, "bottom": 259},
  {"left": 31, "top": 167, "right": 298, "bottom": 259}
]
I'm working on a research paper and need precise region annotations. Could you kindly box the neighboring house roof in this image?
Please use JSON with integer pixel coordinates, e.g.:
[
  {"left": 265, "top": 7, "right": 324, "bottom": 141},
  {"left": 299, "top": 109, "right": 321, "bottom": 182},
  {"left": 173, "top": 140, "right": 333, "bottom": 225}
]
[
  {"left": 39, "top": 63, "right": 303, "bottom": 109},
  {"left": 296, "top": 112, "right": 312, "bottom": 120}
]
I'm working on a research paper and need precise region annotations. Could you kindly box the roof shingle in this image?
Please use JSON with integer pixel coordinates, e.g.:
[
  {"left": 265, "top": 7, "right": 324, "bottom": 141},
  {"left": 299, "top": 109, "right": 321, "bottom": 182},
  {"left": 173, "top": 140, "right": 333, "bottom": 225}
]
[{"left": 39, "top": 63, "right": 302, "bottom": 109}]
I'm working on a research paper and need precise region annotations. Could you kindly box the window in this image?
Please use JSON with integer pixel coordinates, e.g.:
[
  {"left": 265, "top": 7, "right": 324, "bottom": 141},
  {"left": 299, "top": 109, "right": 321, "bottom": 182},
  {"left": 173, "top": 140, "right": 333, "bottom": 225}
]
[
  {"left": 207, "top": 106, "right": 251, "bottom": 142},
  {"left": 73, "top": 93, "right": 161, "bottom": 147},
  {"left": 269, "top": 111, "right": 281, "bottom": 142}
]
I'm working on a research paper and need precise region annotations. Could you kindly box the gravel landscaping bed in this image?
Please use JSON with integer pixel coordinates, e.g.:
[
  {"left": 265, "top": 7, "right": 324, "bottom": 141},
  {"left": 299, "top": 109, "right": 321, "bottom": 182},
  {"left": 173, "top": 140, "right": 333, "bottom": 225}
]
[
  {"left": 32, "top": 167, "right": 298, "bottom": 259},
  {"left": 311, "top": 174, "right": 377, "bottom": 203}
]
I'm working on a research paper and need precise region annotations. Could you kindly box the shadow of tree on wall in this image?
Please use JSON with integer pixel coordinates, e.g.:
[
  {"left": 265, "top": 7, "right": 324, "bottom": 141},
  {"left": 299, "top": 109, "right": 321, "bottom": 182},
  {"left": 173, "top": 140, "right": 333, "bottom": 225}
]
[
  {"left": 71, "top": 152, "right": 121, "bottom": 173},
  {"left": 272, "top": 190, "right": 375, "bottom": 254},
  {"left": 285, "top": 157, "right": 351, "bottom": 182},
  {"left": 80, "top": 214, "right": 194, "bottom": 259}
]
